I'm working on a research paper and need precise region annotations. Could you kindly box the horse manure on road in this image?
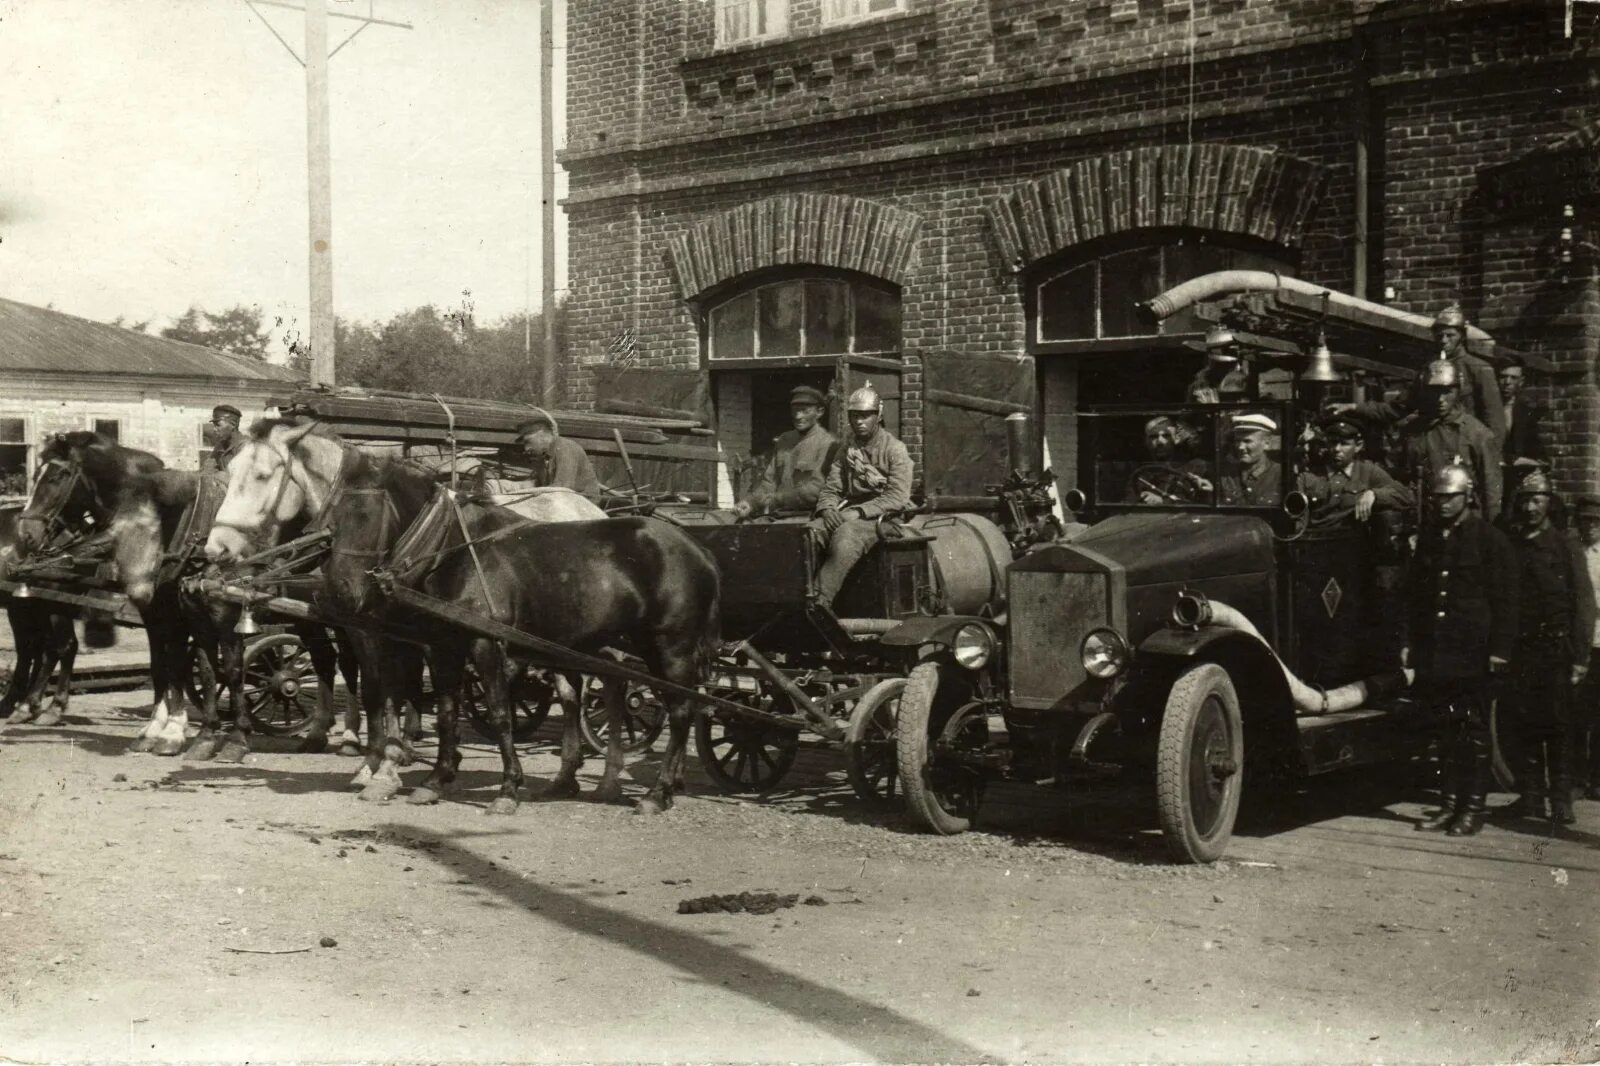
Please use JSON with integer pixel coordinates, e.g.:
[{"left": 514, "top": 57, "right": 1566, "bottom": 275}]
[{"left": 676, "top": 891, "right": 800, "bottom": 915}]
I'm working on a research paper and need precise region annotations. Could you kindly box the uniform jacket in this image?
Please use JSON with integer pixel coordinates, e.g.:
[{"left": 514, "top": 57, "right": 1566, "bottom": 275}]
[
  {"left": 743, "top": 424, "right": 838, "bottom": 514},
  {"left": 1298, "top": 459, "right": 1414, "bottom": 526},
  {"left": 1400, "top": 408, "right": 1502, "bottom": 518},
  {"left": 1218, "top": 459, "right": 1282, "bottom": 506},
  {"left": 1408, "top": 513, "right": 1518, "bottom": 682},
  {"left": 817, "top": 427, "right": 913, "bottom": 519},
  {"left": 1510, "top": 523, "right": 1596, "bottom": 668},
  {"left": 1501, "top": 396, "right": 1547, "bottom": 469},
  {"left": 532, "top": 437, "right": 601, "bottom": 499},
  {"left": 204, "top": 435, "right": 245, "bottom": 474},
  {"left": 1354, "top": 352, "right": 1506, "bottom": 444}
]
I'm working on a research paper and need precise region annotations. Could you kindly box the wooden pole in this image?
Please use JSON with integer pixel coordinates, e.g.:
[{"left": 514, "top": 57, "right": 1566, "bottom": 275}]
[
  {"left": 539, "top": 0, "right": 558, "bottom": 405},
  {"left": 305, "top": 0, "right": 336, "bottom": 386}
]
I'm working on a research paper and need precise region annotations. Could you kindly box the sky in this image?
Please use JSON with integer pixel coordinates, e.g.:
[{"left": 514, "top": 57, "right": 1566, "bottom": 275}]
[{"left": 0, "top": 0, "right": 565, "bottom": 359}]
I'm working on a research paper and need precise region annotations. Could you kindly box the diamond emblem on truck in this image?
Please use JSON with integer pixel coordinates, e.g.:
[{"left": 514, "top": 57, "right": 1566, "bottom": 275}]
[{"left": 1321, "top": 577, "right": 1342, "bottom": 618}]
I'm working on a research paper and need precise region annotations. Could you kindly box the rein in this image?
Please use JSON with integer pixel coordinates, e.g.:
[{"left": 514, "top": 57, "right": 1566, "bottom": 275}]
[{"left": 18, "top": 460, "right": 108, "bottom": 551}]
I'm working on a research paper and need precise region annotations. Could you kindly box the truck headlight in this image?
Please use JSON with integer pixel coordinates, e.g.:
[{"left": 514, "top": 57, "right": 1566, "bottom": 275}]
[
  {"left": 952, "top": 623, "right": 994, "bottom": 670},
  {"left": 1081, "top": 628, "right": 1130, "bottom": 679}
]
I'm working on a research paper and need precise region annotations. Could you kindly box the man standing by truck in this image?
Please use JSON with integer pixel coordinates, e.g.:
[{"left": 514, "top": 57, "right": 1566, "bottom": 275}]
[{"left": 1408, "top": 463, "right": 1518, "bottom": 837}]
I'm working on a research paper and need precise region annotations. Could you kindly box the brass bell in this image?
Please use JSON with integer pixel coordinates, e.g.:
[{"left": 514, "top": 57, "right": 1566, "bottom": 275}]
[
  {"left": 233, "top": 605, "right": 261, "bottom": 636},
  {"left": 1301, "top": 333, "right": 1342, "bottom": 384},
  {"left": 11, "top": 581, "right": 32, "bottom": 599}
]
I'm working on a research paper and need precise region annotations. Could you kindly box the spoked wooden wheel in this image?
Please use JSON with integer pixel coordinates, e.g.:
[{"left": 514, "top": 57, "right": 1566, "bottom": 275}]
[
  {"left": 240, "top": 634, "right": 316, "bottom": 736},
  {"left": 184, "top": 641, "right": 220, "bottom": 711},
  {"left": 579, "top": 677, "right": 665, "bottom": 754},
  {"left": 1155, "top": 663, "right": 1244, "bottom": 864},
  {"left": 897, "top": 662, "right": 987, "bottom": 835},
  {"left": 694, "top": 685, "right": 800, "bottom": 795},
  {"left": 846, "top": 677, "right": 904, "bottom": 804},
  {"left": 462, "top": 663, "right": 553, "bottom": 744}
]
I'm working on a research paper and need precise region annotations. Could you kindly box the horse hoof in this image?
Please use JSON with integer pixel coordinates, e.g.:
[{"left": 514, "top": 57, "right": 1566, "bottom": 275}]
[
  {"left": 216, "top": 741, "right": 249, "bottom": 764},
  {"left": 152, "top": 737, "right": 185, "bottom": 757},
  {"left": 543, "top": 779, "right": 581, "bottom": 800},
  {"left": 297, "top": 733, "right": 329, "bottom": 755},
  {"left": 350, "top": 765, "right": 375, "bottom": 789},
  {"left": 31, "top": 709, "right": 63, "bottom": 728},
  {"left": 185, "top": 736, "right": 220, "bottom": 761},
  {"left": 357, "top": 776, "right": 401, "bottom": 803},
  {"left": 485, "top": 796, "right": 519, "bottom": 816},
  {"left": 130, "top": 735, "right": 155, "bottom": 753},
  {"left": 632, "top": 796, "right": 670, "bottom": 815},
  {"left": 337, "top": 741, "right": 364, "bottom": 758},
  {"left": 406, "top": 786, "right": 442, "bottom": 806},
  {"left": 590, "top": 784, "right": 625, "bottom": 805}
]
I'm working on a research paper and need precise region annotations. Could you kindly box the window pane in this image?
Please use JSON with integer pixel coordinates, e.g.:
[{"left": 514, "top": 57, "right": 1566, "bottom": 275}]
[
  {"left": 0, "top": 443, "right": 27, "bottom": 496},
  {"left": 0, "top": 418, "right": 23, "bottom": 444},
  {"left": 1160, "top": 242, "right": 1229, "bottom": 335},
  {"left": 757, "top": 282, "right": 802, "bottom": 359},
  {"left": 93, "top": 419, "right": 119, "bottom": 442},
  {"left": 1037, "top": 265, "right": 1096, "bottom": 341},
  {"left": 854, "top": 284, "right": 901, "bottom": 354},
  {"left": 804, "top": 280, "right": 850, "bottom": 356},
  {"left": 710, "top": 292, "right": 755, "bottom": 360},
  {"left": 1099, "top": 247, "right": 1163, "bottom": 337}
]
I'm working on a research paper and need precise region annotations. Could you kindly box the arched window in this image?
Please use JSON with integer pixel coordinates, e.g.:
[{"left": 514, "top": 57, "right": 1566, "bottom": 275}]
[
  {"left": 707, "top": 276, "right": 900, "bottom": 364},
  {"left": 1031, "top": 232, "right": 1294, "bottom": 348}
]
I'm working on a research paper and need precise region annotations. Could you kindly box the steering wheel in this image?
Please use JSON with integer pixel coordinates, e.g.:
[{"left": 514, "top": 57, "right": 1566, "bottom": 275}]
[{"left": 1130, "top": 464, "right": 1210, "bottom": 504}]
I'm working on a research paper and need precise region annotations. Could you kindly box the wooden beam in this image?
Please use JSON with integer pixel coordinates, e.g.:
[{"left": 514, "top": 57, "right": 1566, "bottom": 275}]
[{"left": 924, "top": 388, "right": 1030, "bottom": 417}]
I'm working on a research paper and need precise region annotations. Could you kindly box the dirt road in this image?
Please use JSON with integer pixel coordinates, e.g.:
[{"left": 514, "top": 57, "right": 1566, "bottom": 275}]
[{"left": 1, "top": 691, "right": 1596, "bottom": 1064}]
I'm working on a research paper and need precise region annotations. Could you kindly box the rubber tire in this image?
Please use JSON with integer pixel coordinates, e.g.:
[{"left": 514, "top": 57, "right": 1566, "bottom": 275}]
[
  {"left": 846, "top": 677, "right": 905, "bottom": 804},
  {"left": 239, "top": 633, "right": 315, "bottom": 736},
  {"left": 896, "top": 661, "right": 977, "bottom": 835},
  {"left": 578, "top": 678, "right": 666, "bottom": 755},
  {"left": 1155, "top": 662, "right": 1244, "bottom": 864}
]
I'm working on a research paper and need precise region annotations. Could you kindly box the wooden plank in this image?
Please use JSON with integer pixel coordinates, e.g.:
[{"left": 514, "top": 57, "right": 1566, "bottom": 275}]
[
  {"left": 595, "top": 398, "right": 703, "bottom": 424},
  {"left": 924, "top": 388, "right": 1030, "bottom": 417}
]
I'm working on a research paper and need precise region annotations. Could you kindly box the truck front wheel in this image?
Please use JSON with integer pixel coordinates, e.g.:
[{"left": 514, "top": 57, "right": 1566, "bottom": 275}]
[
  {"left": 1155, "top": 663, "right": 1243, "bottom": 864},
  {"left": 897, "top": 661, "right": 985, "bottom": 835}
]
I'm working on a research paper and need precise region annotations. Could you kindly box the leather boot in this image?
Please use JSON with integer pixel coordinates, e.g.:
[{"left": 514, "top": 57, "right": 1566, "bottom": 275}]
[
  {"left": 1417, "top": 803, "right": 1458, "bottom": 832},
  {"left": 1448, "top": 744, "right": 1490, "bottom": 837},
  {"left": 1501, "top": 743, "right": 1549, "bottom": 819}
]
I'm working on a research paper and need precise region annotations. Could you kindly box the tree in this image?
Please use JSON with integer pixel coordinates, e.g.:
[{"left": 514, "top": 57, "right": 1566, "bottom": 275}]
[{"left": 161, "top": 304, "right": 271, "bottom": 361}]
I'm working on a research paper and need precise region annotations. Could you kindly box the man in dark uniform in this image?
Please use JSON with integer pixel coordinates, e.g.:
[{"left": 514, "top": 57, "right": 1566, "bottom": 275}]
[
  {"left": 1298, "top": 413, "right": 1414, "bottom": 528},
  {"left": 1498, "top": 468, "right": 1595, "bottom": 826},
  {"left": 809, "top": 384, "right": 914, "bottom": 606},
  {"left": 513, "top": 409, "right": 601, "bottom": 500},
  {"left": 1396, "top": 360, "right": 1502, "bottom": 518},
  {"left": 1409, "top": 463, "right": 1518, "bottom": 837},
  {"left": 203, "top": 404, "right": 245, "bottom": 473},
  {"left": 735, "top": 385, "right": 838, "bottom": 518}
]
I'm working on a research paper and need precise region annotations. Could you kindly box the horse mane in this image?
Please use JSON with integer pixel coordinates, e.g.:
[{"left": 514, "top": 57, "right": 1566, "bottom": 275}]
[{"left": 248, "top": 415, "right": 339, "bottom": 442}]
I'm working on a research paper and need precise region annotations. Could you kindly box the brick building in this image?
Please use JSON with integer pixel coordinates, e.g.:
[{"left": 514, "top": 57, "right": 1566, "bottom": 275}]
[
  {"left": 0, "top": 298, "right": 303, "bottom": 500},
  {"left": 562, "top": 0, "right": 1600, "bottom": 502}
]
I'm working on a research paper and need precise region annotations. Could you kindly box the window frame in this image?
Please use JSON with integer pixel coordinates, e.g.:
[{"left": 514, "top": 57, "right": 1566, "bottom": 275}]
[
  {"left": 0, "top": 414, "right": 33, "bottom": 501},
  {"left": 704, "top": 273, "right": 902, "bottom": 369},
  {"left": 714, "top": 0, "right": 790, "bottom": 47},
  {"left": 89, "top": 417, "right": 120, "bottom": 442},
  {"left": 821, "top": 0, "right": 909, "bottom": 27}
]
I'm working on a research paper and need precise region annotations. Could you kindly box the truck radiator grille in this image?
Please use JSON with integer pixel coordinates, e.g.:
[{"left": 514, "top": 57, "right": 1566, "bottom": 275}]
[{"left": 1007, "top": 570, "right": 1107, "bottom": 709}]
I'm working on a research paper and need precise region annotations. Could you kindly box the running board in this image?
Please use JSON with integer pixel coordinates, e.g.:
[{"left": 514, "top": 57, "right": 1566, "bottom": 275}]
[{"left": 1295, "top": 706, "right": 1428, "bottom": 776}]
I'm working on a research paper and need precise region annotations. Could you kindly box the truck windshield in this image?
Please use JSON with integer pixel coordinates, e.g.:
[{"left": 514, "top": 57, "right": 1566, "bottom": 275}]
[{"left": 1090, "top": 408, "right": 1286, "bottom": 509}]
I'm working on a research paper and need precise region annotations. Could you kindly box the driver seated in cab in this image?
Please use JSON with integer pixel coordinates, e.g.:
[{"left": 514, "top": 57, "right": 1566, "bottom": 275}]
[{"left": 1127, "top": 415, "right": 1213, "bottom": 504}]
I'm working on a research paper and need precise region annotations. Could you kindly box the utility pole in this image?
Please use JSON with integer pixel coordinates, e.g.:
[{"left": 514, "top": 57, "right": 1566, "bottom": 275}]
[
  {"left": 540, "top": 0, "right": 558, "bottom": 405},
  {"left": 240, "top": 0, "right": 411, "bottom": 386}
]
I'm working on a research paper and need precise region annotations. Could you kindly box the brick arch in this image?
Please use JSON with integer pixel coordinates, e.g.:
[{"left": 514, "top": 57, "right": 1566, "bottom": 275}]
[
  {"left": 666, "top": 194, "right": 924, "bottom": 300},
  {"left": 984, "top": 144, "right": 1329, "bottom": 271}
]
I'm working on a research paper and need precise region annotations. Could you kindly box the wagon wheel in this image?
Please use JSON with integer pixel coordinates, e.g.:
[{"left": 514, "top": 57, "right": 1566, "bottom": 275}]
[
  {"left": 239, "top": 633, "right": 316, "bottom": 736},
  {"left": 462, "top": 663, "right": 553, "bottom": 744},
  {"left": 579, "top": 676, "right": 665, "bottom": 754},
  {"left": 897, "top": 662, "right": 987, "bottom": 834},
  {"left": 846, "top": 677, "right": 905, "bottom": 805},
  {"left": 1155, "top": 663, "right": 1243, "bottom": 865},
  {"left": 693, "top": 684, "right": 800, "bottom": 795},
  {"left": 184, "top": 641, "right": 221, "bottom": 711}
]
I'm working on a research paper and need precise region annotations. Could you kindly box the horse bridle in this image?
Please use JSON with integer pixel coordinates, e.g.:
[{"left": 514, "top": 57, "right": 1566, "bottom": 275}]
[
  {"left": 17, "top": 458, "right": 108, "bottom": 552},
  {"left": 210, "top": 436, "right": 336, "bottom": 548}
]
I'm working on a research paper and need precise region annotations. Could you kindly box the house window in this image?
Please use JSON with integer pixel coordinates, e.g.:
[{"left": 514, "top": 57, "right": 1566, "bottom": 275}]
[
  {"left": 822, "top": 0, "right": 906, "bottom": 25},
  {"left": 91, "top": 418, "right": 119, "bottom": 442},
  {"left": 716, "top": 0, "right": 788, "bottom": 45},
  {"left": 1034, "top": 237, "right": 1292, "bottom": 345},
  {"left": 708, "top": 277, "right": 901, "bottom": 363},
  {"left": 0, "top": 418, "right": 30, "bottom": 498}
]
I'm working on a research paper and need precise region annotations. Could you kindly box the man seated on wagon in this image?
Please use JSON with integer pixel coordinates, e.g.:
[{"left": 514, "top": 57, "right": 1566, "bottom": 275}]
[
  {"left": 1298, "top": 413, "right": 1414, "bottom": 528},
  {"left": 735, "top": 385, "right": 838, "bottom": 519},
  {"left": 1217, "top": 412, "right": 1283, "bottom": 506},
  {"left": 807, "top": 384, "right": 914, "bottom": 606},
  {"left": 511, "top": 409, "right": 602, "bottom": 500},
  {"left": 202, "top": 404, "right": 245, "bottom": 473},
  {"left": 1126, "top": 415, "right": 1214, "bottom": 504}
]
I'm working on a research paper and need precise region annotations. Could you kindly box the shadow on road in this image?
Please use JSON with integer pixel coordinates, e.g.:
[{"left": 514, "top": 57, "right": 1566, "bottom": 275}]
[{"left": 383, "top": 821, "right": 999, "bottom": 1064}]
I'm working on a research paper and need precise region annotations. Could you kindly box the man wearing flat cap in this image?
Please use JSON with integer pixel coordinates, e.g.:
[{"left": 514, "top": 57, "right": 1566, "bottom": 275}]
[
  {"left": 1498, "top": 468, "right": 1595, "bottom": 826},
  {"left": 514, "top": 409, "right": 601, "bottom": 500},
  {"left": 1218, "top": 412, "right": 1282, "bottom": 506},
  {"left": 203, "top": 403, "right": 245, "bottom": 473},
  {"left": 1298, "top": 414, "right": 1414, "bottom": 527},
  {"left": 736, "top": 385, "right": 838, "bottom": 519},
  {"left": 1573, "top": 493, "right": 1600, "bottom": 801}
]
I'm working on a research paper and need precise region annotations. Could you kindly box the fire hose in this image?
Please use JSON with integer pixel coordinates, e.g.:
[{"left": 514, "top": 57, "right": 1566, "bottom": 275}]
[{"left": 1173, "top": 592, "right": 1414, "bottom": 715}]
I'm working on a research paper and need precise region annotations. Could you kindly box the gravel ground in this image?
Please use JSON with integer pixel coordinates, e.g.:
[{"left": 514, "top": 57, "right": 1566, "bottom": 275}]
[{"left": 0, "top": 688, "right": 1596, "bottom": 1064}]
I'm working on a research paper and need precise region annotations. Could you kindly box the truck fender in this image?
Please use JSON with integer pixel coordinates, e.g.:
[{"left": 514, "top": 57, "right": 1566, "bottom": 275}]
[
  {"left": 1136, "top": 626, "right": 1297, "bottom": 746},
  {"left": 879, "top": 615, "right": 995, "bottom": 651}
]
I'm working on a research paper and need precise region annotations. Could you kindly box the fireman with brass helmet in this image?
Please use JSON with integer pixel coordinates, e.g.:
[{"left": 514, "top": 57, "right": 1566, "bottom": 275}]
[
  {"left": 1340, "top": 304, "right": 1506, "bottom": 446},
  {"left": 1397, "top": 358, "right": 1503, "bottom": 518},
  {"left": 1407, "top": 462, "right": 1518, "bottom": 837},
  {"left": 808, "top": 383, "right": 914, "bottom": 605}
]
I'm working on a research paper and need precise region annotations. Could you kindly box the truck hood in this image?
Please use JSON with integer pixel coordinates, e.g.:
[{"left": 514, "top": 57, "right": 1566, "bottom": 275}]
[{"left": 1069, "top": 511, "right": 1276, "bottom": 587}]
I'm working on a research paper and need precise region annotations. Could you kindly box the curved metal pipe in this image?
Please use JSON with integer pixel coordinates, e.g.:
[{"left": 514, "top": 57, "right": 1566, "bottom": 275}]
[
  {"left": 1139, "top": 270, "right": 1497, "bottom": 355},
  {"left": 1174, "top": 592, "right": 1413, "bottom": 715}
]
